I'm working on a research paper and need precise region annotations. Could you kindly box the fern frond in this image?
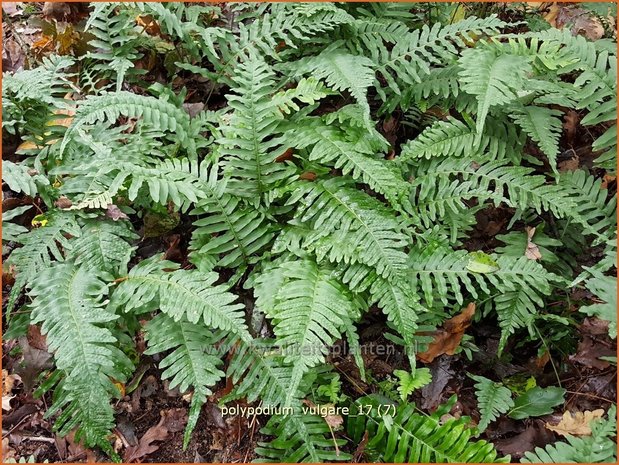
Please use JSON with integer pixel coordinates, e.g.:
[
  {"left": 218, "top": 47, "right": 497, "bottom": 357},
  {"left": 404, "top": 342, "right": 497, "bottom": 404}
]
[
  {"left": 459, "top": 46, "right": 532, "bottom": 134},
  {"left": 145, "top": 314, "right": 225, "bottom": 448},
  {"left": 299, "top": 48, "right": 375, "bottom": 123},
  {"left": 111, "top": 255, "right": 251, "bottom": 342},
  {"left": 348, "top": 396, "right": 507, "bottom": 462},
  {"left": 189, "top": 164, "right": 275, "bottom": 271},
  {"left": 2, "top": 161, "right": 49, "bottom": 197},
  {"left": 400, "top": 117, "right": 524, "bottom": 163},
  {"left": 224, "top": 337, "right": 300, "bottom": 408},
  {"left": 61, "top": 92, "right": 195, "bottom": 155},
  {"left": 290, "top": 118, "right": 410, "bottom": 209},
  {"left": 290, "top": 178, "right": 410, "bottom": 280},
  {"left": 509, "top": 106, "right": 563, "bottom": 173},
  {"left": 580, "top": 273, "right": 617, "bottom": 339},
  {"left": 68, "top": 219, "right": 137, "bottom": 275},
  {"left": 28, "top": 263, "right": 133, "bottom": 453},
  {"left": 256, "top": 413, "right": 350, "bottom": 462},
  {"left": 218, "top": 52, "right": 297, "bottom": 201},
  {"left": 470, "top": 374, "right": 515, "bottom": 433},
  {"left": 256, "top": 259, "right": 363, "bottom": 406}
]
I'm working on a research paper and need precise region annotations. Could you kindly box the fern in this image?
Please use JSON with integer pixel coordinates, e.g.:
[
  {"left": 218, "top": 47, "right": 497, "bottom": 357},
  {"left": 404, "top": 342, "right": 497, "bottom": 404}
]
[
  {"left": 459, "top": 46, "right": 532, "bottom": 134},
  {"left": 255, "top": 259, "right": 363, "bottom": 406},
  {"left": 470, "top": 374, "right": 515, "bottom": 433},
  {"left": 348, "top": 395, "right": 508, "bottom": 463},
  {"left": 2, "top": 161, "right": 50, "bottom": 197},
  {"left": 60, "top": 92, "right": 196, "bottom": 155},
  {"left": 111, "top": 255, "right": 252, "bottom": 342},
  {"left": 145, "top": 314, "right": 225, "bottom": 448},
  {"left": 28, "top": 262, "right": 133, "bottom": 455},
  {"left": 256, "top": 413, "right": 350, "bottom": 462}
]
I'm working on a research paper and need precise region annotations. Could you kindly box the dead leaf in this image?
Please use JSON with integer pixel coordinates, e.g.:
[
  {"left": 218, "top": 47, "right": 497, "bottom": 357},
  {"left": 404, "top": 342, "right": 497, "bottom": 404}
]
[
  {"left": 54, "top": 196, "right": 73, "bottom": 209},
  {"left": 563, "top": 111, "right": 579, "bottom": 144},
  {"left": 601, "top": 174, "right": 616, "bottom": 190},
  {"left": 544, "top": 2, "right": 560, "bottom": 27},
  {"left": 136, "top": 15, "right": 161, "bottom": 35},
  {"left": 123, "top": 408, "right": 187, "bottom": 462},
  {"left": 275, "top": 148, "right": 294, "bottom": 163},
  {"left": 26, "top": 325, "right": 47, "bottom": 351},
  {"left": 2, "top": 437, "right": 17, "bottom": 463},
  {"left": 105, "top": 204, "right": 129, "bottom": 221},
  {"left": 525, "top": 226, "right": 542, "bottom": 261},
  {"left": 15, "top": 337, "right": 53, "bottom": 390},
  {"left": 299, "top": 171, "right": 317, "bottom": 181},
  {"left": 417, "top": 303, "right": 476, "bottom": 363},
  {"left": 558, "top": 156, "right": 580, "bottom": 172},
  {"left": 546, "top": 410, "right": 604, "bottom": 436},
  {"left": 2, "top": 369, "right": 21, "bottom": 396},
  {"left": 2, "top": 395, "right": 15, "bottom": 412},
  {"left": 569, "top": 336, "right": 615, "bottom": 370}
]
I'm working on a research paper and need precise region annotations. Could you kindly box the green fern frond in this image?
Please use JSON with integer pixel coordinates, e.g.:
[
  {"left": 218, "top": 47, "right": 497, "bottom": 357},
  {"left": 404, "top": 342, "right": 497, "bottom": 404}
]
[
  {"left": 580, "top": 272, "right": 617, "bottom": 339},
  {"left": 298, "top": 48, "right": 375, "bottom": 124},
  {"left": 61, "top": 92, "right": 195, "bottom": 155},
  {"left": 111, "top": 255, "right": 251, "bottom": 342},
  {"left": 400, "top": 117, "right": 524, "bottom": 163},
  {"left": 28, "top": 262, "right": 133, "bottom": 454},
  {"left": 470, "top": 374, "right": 515, "bottom": 433},
  {"left": 68, "top": 218, "right": 137, "bottom": 275},
  {"left": 290, "top": 118, "right": 410, "bottom": 209},
  {"left": 189, "top": 164, "right": 275, "bottom": 271},
  {"left": 256, "top": 259, "right": 363, "bottom": 406},
  {"left": 256, "top": 413, "right": 350, "bottom": 462},
  {"left": 2, "top": 161, "right": 50, "bottom": 197},
  {"left": 394, "top": 368, "right": 432, "bottom": 400},
  {"left": 290, "top": 178, "right": 410, "bottom": 280},
  {"left": 224, "top": 337, "right": 300, "bottom": 408},
  {"left": 145, "top": 314, "right": 225, "bottom": 448},
  {"left": 459, "top": 46, "right": 532, "bottom": 134},
  {"left": 509, "top": 106, "right": 563, "bottom": 173},
  {"left": 348, "top": 396, "right": 508, "bottom": 462},
  {"left": 219, "top": 52, "right": 298, "bottom": 201}
]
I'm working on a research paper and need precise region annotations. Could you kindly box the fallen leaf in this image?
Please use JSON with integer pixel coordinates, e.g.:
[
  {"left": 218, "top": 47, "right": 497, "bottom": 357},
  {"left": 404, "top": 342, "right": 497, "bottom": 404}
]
[
  {"left": 558, "top": 156, "right": 580, "bottom": 172},
  {"left": 123, "top": 408, "right": 187, "bottom": 461},
  {"left": 2, "top": 369, "right": 21, "bottom": 396},
  {"left": 105, "top": 204, "right": 129, "bottom": 221},
  {"left": 509, "top": 386, "right": 566, "bottom": 420},
  {"left": 15, "top": 337, "right": 53, "bottom": 390},
  {"left": 545, "top": 409, "right": 604, "bottom": 436},
  {"left": 421, "top": 356, "right": 454, "bottom": 410},
  {"left": 524, "top": 226, "right": 542, "bottom": 261},
  {"left": 27, "top": 325, "right": 47, "bottom": 351},
  {"left": 2, "top": 437, "right": 16, "bottom": 463},
  {"left": 2, "top": 395, "right": 14, "bottom": 412},
  {"left": 2, "top": 3, "right": 22, "bottom": 17},
  {"left": 54, "top": 196, "right": 73, "bottom": 209},
  {"left": 563, "top": 111, "right": 579, "bottom": 144},
  {"left": 569, "top": 336, "right": 615, "bottom": 370},
  {"left": 601, "top": 174, "right": 616, "bottom": 190},
  {"left": 275, "top": 148, "right": 294, "bottom": 163},
  {"left": 417, "top": 303, "right": 476, "bottom": 363}
]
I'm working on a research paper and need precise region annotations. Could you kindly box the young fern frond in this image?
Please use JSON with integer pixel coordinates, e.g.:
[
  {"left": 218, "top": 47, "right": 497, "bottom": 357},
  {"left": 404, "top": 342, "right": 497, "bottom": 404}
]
[
  {"left": 470, "top": 374, "right": 515, "bottom": 433},
  {"left": 28, "top": 263, "right": 133, "bottom": 455}
]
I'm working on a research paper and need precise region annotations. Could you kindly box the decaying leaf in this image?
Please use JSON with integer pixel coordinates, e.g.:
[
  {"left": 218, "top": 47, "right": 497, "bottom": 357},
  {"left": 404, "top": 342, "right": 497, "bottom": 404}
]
[
  {"left": 524, "top": 227, "right": 542, "bottom": 261},
  {"left": 123, "top": 409, "right": 187, "bottom": 462},
  {"left": 545, "top": 409, "right": 605, "bottom": 436},
  {"left": 417, "top": 303, "right": 476, "bottom": 363}
]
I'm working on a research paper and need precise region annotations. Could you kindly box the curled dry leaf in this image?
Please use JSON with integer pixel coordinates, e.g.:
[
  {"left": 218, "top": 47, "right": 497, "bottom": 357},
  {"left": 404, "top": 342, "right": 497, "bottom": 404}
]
[
  {"left": 545, "top": 409, "right": 605, "bottom": 436},
  {"left": 524, "top": 226, "right": 542, "bottom": 261},
  {"left": 417, "top": 303, "right": 476, "bottom": 363}
]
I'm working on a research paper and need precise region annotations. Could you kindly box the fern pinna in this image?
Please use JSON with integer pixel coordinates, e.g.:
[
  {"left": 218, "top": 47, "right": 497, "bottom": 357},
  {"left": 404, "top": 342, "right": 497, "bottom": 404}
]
[{"left": 2, "top": 2, "right": 616, "bottom": 463}]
